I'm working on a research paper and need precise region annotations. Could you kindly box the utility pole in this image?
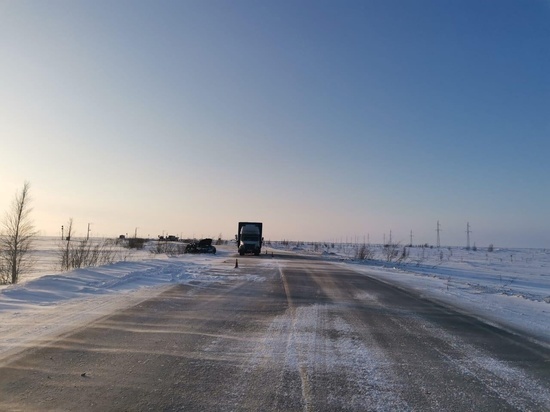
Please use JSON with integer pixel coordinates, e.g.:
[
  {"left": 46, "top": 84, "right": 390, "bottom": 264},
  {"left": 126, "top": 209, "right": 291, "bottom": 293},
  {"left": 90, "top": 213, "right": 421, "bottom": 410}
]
[
  {"left": 134, "top": 227, "right": 139, "bottom": 238},
  {"left": 389, "top": 230, "right": 392, "bottom": 245},
  {"left": 87, "top": 223, "right": 92, "bottom": 240},
  {"left": 436, "top": 220, "right": 442, "bottom": 248},
  {"left": 466, "top": 222, "right": 471, "bottom": 250},
  {"left": 410, "top": 230, "right": 413, "bottom": 247}
]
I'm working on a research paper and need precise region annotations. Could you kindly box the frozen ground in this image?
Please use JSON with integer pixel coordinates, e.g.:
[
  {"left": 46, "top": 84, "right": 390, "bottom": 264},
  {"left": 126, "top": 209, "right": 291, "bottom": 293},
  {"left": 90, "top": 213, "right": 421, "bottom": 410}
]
[{"left": 0, "top": 238, "right": 549, "bottom": 364}]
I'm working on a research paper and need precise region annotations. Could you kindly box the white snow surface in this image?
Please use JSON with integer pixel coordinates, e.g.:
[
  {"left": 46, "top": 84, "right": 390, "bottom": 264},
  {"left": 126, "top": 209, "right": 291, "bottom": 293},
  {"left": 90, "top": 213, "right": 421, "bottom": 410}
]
[{"left": 0, "top": 239, "right": 549, "bottom": 364}]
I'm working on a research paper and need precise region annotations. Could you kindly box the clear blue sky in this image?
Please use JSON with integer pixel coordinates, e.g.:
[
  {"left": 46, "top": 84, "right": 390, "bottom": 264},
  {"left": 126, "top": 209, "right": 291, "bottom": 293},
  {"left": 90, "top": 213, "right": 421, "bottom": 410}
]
[{"left": 1, "top": 0, "right": 549, "bottom": 247}]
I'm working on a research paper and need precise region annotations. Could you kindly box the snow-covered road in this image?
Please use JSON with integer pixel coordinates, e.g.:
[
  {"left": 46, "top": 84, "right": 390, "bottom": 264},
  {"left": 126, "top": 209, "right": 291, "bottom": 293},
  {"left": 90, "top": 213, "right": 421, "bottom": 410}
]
[
  {"left": 1, "top": 243, "right": 549, "bottom": 365},
  {"left": 2, "top": 253, "right": 548, "bottom": 411}
]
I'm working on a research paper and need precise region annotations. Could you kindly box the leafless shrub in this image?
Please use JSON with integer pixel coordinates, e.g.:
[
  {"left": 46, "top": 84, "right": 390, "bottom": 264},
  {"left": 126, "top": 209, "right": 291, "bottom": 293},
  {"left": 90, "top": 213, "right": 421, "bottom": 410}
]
[
  {"left": 58, "top": 219, "right": 121, "bottom": 270},
  {"left": 397, "top": 246, "right": 409, "bottom": 263},
  {"left": 383, "top": 242, "right": 401, "bottom": 262},
  {"left": 59, "top": 238, "right": 121, "bottom": 270},
  {"left": 356, "top": 244, "right": 375, "bottom": 260},
  {"left": 151, "top": 240, "right": 185, "bottom": 255},
  {"left": 126, "top": 238, "right": 146, "bottom": 249},
  {"left": 60, "top": 218, "right": 74, "bottom": 271},
  {"left": 166, "top": 242, "right": 186, "bottom": 256}
]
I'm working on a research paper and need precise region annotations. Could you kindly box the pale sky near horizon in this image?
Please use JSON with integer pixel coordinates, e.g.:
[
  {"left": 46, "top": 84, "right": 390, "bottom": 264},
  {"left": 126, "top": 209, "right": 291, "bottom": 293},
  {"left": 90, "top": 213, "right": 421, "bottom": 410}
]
[{"left": 1, "top": 0, "right": 549, "bottom": 248}]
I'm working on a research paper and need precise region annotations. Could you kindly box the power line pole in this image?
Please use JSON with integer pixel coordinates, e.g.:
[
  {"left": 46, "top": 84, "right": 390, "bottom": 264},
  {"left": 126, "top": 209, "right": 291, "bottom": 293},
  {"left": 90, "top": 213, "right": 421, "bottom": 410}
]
[
  {"left": 466, "top": 222, "right": 471, "bottom": 250},
  {"left": 410, "top": 230, "right": 413, "bottom": 247},
  {"left": 436, "top": 220, "right": 442, "bottom": 248}
]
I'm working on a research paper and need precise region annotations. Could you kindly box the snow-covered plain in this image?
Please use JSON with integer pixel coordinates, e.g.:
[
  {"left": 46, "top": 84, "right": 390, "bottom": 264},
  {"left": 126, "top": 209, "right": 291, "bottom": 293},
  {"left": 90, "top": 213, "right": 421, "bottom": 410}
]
[{"left": 0, "top": 238, "right": 549, "bottom": 364}]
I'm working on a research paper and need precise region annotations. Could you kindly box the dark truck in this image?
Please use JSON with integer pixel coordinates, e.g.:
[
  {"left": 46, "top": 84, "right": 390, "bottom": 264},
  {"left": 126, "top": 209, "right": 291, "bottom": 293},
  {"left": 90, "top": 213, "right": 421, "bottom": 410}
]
[{"left": 236, "top": 222, "right": 263, "bottom": 256}]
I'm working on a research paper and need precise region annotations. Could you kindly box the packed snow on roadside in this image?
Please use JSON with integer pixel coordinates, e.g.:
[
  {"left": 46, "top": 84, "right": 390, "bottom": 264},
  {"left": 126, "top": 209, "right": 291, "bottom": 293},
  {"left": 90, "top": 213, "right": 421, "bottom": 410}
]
[
  {"left": 0, "top": 239, "right": 249, "bottom": 362},
  {"left": 1, "top": 238, "right": 549, "bottom": 363}
]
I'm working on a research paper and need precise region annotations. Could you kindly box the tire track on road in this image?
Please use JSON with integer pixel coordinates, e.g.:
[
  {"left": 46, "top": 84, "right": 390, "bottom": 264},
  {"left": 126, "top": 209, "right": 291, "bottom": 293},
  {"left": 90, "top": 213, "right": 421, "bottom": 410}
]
[{"left": 279, "top": 262, "right": 313, "bottom": 412}]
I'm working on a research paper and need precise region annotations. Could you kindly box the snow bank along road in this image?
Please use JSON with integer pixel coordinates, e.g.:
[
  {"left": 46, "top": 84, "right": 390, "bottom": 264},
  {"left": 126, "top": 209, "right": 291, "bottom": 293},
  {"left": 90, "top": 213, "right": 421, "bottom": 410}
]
[{"left": 1, "top": 254, "right": 549, "bottom": 411}]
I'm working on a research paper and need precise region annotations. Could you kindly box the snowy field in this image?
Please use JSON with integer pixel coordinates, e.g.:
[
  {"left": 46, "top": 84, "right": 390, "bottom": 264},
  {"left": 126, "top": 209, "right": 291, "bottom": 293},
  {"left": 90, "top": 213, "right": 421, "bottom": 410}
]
[{"left": 0, "top": 238, "right": 549, "bottom": 364}]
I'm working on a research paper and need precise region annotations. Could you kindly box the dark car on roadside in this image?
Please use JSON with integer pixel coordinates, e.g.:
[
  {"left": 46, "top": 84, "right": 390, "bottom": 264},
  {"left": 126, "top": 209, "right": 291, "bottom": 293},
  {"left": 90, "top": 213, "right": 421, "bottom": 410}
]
[{"left": 184, "top": 238, "right": 216, "bottom": 254}]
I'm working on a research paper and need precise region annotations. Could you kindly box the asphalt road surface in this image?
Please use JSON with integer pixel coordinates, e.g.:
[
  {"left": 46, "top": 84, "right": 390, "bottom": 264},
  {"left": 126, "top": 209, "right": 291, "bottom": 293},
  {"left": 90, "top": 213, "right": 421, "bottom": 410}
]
[{"left": 1, "top": 254, "right": 549, "bottom": 411}]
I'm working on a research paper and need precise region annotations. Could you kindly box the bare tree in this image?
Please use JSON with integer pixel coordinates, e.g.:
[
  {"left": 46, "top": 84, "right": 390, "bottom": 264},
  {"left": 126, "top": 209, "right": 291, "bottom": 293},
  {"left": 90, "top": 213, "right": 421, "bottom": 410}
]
[{"left": 0, "top": 181, "right": 37, "bottom": 284}]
